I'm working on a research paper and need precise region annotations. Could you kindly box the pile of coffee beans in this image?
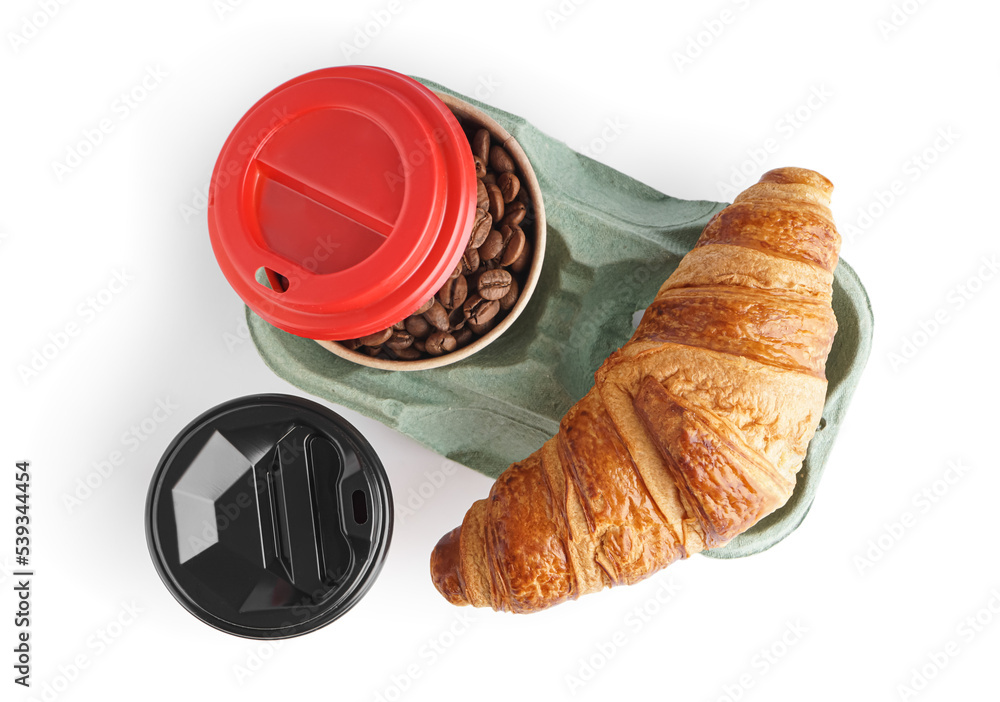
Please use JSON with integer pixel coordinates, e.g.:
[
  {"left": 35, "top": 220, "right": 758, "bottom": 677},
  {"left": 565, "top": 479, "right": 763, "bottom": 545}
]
[{"left": 337, "top": 124, "right": 534, "bottom": 361}]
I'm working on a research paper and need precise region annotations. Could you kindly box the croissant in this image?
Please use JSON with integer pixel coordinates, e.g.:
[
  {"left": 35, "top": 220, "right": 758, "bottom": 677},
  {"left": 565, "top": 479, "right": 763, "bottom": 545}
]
[{"left": 430, "top": 167, "right": 841, "bottom": 613}]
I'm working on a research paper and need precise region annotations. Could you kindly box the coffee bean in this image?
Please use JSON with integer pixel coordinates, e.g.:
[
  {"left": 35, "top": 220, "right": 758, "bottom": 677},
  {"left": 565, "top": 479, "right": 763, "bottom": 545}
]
[
  {"left": 461, "top": 246, "right": 480, "bottom": 275},
  {"left": 510, "top": 239, "right": 532, "bottom": 274},
  {"left": 486, "top": 183, "right": 504, "bottom": 222},
  {"left": 478, "top": 228, "right": 503, "bottom": 261},
  {"left": 489, "top": 144, "right": 515, "bottom": 173},
  {"left": 469, "top": 209, "right": 491, "bottom": 249},
  {"left": 453, "top": 327, "right": 473, "bottom": 346},
  {"left": 473, "top": 155, "right": 487, "bottom": 179},
  {"left": 467, "top": 317, "right": 497, "bottom": 336},
  {"left": 472, "top": 129, "right": 490, "bottom": 163},
  {"left": 470, "top": 207, "right": 492, "bottom": 250},
  {"left": 477, "top": 268, "right": 512, "bottom": 301},
  {"left": 437, "top": 274, "right": 468, "bottom": 309},
  {"left": 405, "top": 314, "right": 431, "bottom": 338},
  {"left": 499, "top": 277, "right": 520, "bottom": 311},
  {"left": 385, "top": 330, "right": 414, "bottom": 350},
  {"left": 499, "top": 200, "right": 526, "bottom": 228},
  {"left": 358, "top": 327, "right": 392, "bottom": 346},
  {"left": 463, "top": 230, "right": 490, "bottom": 252},
  {"left": 463, "top": 294, "right": 500, "bottom": 326},
  {"left": 345, "top": 118, "right": 538, "bottom": 363},
  {"left": 448, "top": 306, "right": 467, "bottom": 330},
  {"left": 498, "top": 171, "right": 519, "bottom": 203},
  {"left": 425, "top": 331, "right": 457, "bottom": 356},
  {"left": 499, "top": 225, "right": 526, "bottom": 267},
  {"left": 476, "top": 179, "right": 489, "bottom": 210},
  {"left": 423, "top": 300, "right": 450, "bottom": 332},
  {"left": 393, "top": 345, "right": 421, "bottom": 360}
]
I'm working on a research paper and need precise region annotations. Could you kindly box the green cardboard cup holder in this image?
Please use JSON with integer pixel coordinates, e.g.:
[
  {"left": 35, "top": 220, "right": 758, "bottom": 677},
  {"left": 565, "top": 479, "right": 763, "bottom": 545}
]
[{"left": 215, "top": 68, "right": 874, "bottom": 560}]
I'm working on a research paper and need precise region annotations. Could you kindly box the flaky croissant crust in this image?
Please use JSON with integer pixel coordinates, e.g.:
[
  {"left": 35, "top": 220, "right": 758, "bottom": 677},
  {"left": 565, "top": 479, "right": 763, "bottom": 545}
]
[{"left": 431, "top": 167, "right": 841, "bottom": 613}]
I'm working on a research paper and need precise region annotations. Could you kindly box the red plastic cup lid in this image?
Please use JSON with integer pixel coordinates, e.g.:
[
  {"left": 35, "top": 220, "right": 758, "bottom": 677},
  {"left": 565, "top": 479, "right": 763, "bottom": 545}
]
[{"left": 208, "top": 66, "right": 476, "bottom": 340}]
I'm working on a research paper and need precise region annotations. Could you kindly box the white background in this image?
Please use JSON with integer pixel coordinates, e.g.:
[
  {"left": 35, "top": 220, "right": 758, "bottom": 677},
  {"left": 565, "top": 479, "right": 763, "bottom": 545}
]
[{"left": 3, "top": 1, "right": 999, "bottom": 700}]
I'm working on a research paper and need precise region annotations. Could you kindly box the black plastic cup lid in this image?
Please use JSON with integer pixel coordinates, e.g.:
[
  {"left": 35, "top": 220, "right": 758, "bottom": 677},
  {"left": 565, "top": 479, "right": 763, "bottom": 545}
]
[{"left": 145, "top": 394, "right": 392, "bottom": 639}]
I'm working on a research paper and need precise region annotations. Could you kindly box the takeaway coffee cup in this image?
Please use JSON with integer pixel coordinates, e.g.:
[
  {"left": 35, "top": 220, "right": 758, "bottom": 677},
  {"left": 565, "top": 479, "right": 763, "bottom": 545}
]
[{"left": 208, "top": 65, "right": 546, "bottom": 370}]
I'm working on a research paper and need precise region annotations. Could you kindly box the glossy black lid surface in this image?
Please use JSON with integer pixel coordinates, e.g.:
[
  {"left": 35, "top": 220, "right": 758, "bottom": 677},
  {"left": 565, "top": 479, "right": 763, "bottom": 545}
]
[{"left": 145, "top": 394, "right": 392, "bottom": 639}]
